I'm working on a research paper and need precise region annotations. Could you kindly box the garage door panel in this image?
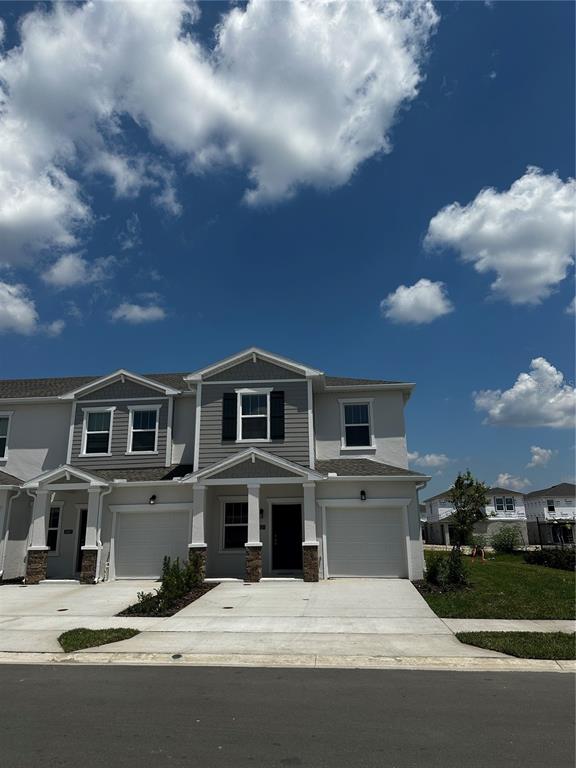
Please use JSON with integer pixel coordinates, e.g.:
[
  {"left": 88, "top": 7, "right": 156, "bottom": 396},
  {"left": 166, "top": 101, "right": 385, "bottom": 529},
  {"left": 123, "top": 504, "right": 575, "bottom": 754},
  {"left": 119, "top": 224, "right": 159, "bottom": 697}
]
[
  {"left": 326, "top": 507, "right": 407, "bottom": 578},
  {"left": 116, "top": 511, "right": 189, "bottom": 578}
]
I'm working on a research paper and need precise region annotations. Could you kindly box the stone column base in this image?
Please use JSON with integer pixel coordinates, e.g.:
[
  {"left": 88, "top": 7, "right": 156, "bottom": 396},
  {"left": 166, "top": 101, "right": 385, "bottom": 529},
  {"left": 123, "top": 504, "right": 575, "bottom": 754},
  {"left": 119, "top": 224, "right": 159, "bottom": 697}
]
[
  {"left": 189, "top": 546, "right": 207, "bottom": 583},
  {"left": 25, "top": 549, "right": 48, "bottom": 584},
  {"left": 79, "top": 548, "right": 98, "bottom": 584},
  {"left": 245, "top": 545, "right": 262, "bottom": 582},
  {"left": 302, "top": 544, "right": 319, "bottom": 582}
]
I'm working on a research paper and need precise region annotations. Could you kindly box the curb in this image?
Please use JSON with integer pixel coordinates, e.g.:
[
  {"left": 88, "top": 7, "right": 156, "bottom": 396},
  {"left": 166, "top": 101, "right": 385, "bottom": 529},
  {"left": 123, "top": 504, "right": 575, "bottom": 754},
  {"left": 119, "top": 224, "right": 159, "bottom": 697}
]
[{"left": 0, "top": 651, "right": 573, "bottom": 673}]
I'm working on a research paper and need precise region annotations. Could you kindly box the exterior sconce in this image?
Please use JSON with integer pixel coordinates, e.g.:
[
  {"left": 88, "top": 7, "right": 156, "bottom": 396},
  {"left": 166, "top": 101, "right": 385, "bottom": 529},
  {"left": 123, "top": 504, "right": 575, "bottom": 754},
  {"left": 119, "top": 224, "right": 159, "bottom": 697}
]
[
  {"left": 149, "top": 494, "right": 157, "bottom": 505},
  {"left": 360, "top": 490, "right": 367, "bottom": 502}
]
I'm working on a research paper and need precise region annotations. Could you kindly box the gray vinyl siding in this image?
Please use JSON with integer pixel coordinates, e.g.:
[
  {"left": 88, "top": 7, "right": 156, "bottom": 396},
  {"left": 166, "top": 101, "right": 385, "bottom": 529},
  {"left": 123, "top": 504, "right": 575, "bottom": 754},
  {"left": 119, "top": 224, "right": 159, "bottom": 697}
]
[
  {"left": 198, "top": 381, "right": 310, "bottom": 470},
  {"left": 70, "top": 398, "right": 169, "bottom": 469},
  {"left": 78, "top": 381, "right": 168, "bottom": 400},
  {"left": 204, "top": 360, "right": 304, "bottom": 382},
  {"left": 210, "top": 458, "right": 300, "bottom": 480}
]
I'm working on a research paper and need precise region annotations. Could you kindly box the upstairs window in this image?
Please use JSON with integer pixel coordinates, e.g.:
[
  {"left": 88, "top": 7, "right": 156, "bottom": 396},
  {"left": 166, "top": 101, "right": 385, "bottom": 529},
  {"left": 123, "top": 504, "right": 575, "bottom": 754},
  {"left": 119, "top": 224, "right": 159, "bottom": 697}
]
[
  {"left": 223, "top": 502, "right": 248, "bottom": 549},
  {"left": 547, "top": 499, "right": 555, "bottom": 512},
  {"left": 341, "top": 400, "right": 374, "bottom": 448},
  {"left": 237, "top": 390, "right": 271, "bottom": 441},
  {"left": 0, "top": 414, "right": 10, "bottom": 458},
  {"left": 505, "top": 497, "right": 515, "bottom": 512},
  {"left": 495, "top": 497, "right": 504, "bottom": 513},
  {"left": 129, "top": 407, "right": 159, "bottom": 453},
  {"left": 83, "top": 409, "right": 113, "bottom": 455},
  {"left": 47, "top": 506, "right": 61, "bottom": 552}
]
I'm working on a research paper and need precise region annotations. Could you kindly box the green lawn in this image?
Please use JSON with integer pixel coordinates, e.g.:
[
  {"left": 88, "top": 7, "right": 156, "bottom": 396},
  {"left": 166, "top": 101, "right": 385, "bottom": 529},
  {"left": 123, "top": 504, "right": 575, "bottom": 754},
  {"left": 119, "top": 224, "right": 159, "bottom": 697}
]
[
  {"left": 420, "top": 552, "right": 575, "bottom": 619},
  {"left": 456, "top": 631, "right": 576, "bottom": 660},
  {"left": 58, "top": 628, "right": 139, "bottom": 653}
]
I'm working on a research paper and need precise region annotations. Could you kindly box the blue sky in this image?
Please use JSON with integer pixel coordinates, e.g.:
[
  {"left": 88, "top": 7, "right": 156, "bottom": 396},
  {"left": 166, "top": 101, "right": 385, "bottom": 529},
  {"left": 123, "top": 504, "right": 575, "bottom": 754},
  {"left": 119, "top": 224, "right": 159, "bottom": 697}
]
[{"left": 0, "top": 1, "right": 574, "bottom": 495}]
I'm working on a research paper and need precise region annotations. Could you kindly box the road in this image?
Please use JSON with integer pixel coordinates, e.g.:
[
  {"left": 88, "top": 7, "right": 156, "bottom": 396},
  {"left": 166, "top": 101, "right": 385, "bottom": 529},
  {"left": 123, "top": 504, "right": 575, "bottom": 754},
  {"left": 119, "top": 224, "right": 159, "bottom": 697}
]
[{"left": 1, "top": 665, "right": 573, "bottom": 767}]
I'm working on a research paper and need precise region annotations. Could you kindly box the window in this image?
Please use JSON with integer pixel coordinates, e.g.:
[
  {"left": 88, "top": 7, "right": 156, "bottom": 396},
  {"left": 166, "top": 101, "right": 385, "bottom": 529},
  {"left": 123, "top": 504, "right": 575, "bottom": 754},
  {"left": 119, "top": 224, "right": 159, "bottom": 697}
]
[
  {"left": 341, "top": 401, "right": 373, "bottom": 448},
  {"left": 237, "top": 390, "right": 270, "bottom": 441},
  {"left": 495, "top": 497, "right": 505, "bottom": 513},
  {"left": 223, "top": 502, "right": 248, "bottom": 549},
  {"left": 83, "top": 409, "right": 113, "bottom": 455},
  {"left": 505, "top": 497, "right": 515, "bottom": 512},
  {"left": 0, "top": 413, "right": 10, "bottom": 458},
  {"left": 547, "top": 499, "right": 555, "bottom": 512},
  {"left": 128, "top": 408, "right": 159, "bottom": 453},
  {"left": 47, "top": 506, "right": 61, "bottom": 552}
]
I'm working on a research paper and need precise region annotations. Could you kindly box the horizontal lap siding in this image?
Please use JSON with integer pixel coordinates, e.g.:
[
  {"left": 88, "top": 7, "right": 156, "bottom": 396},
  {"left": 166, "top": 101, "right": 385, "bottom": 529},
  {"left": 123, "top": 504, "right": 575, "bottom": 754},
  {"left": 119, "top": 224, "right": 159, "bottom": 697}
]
[
  {"left": 71, "top": 398, "right": 169, "bottom": 469},
  {"left": 78, "top": 381, "right": 168, "bottom": 400},
  {"left": 199, "top": 382, "right": 309, "bottom": 470},
  {"left": 204, "top": 360, "right": 304, "bottom": 382}
]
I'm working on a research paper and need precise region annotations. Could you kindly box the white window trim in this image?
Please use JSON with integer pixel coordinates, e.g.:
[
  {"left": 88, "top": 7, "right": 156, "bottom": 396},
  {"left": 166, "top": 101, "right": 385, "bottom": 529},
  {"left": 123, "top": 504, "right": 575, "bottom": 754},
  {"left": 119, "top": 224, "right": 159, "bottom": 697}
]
[
  {"left": 47, "top": 504, "right": 62, "bottom": 557},
  {"left": 80, "top": 407, "right": 115, "bottom": 457},
  {"left": 0, "top": 411, "right": 13, "bottom": 462},
  {"left": 338, "top": 398, "right": 375, "bottom": 450},
  {"left": 235, "top": 388, "right": 272, "bottom": 443},
  {"left": 125, "top": 405, "right": 160, "bottom": 455},
  {"left": 547, "top": 499, "right": 556, "bottom": 512},
  {"left": 219, "top": 496, "right": 249, "bottom": 553}
]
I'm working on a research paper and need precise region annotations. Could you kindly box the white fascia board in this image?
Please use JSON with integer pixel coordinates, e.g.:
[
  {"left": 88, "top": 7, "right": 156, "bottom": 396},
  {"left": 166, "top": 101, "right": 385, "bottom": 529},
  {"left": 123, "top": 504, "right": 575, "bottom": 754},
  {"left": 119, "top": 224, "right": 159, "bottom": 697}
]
[
  {"left": 59, "top": 369, "right": 181, "bottom": 400},
  {"left": 181, "top": 447, "right": 323, "bottom": 483},
  {"left": 321, "top": 475, "right": 431, "bottom": 482},
  {"left": 183, "top": 347, "right": 323, "bottom": 381},
  {"left": 23, "top": 464, "right": 109, "bottom": 488}
]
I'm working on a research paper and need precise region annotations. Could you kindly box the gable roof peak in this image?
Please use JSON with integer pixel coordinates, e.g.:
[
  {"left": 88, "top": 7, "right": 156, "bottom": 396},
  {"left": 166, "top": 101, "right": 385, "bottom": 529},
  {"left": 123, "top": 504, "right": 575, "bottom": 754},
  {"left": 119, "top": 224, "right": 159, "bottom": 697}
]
[{"left": 184, "top": 347, "right": 323, "bottom": 381}]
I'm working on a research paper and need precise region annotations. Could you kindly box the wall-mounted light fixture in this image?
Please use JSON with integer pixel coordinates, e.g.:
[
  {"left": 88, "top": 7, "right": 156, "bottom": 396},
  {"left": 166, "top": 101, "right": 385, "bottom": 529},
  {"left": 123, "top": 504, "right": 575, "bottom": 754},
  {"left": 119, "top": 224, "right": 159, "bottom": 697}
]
[
  {"left": 149, "top": 494, "right": 157, "bottom": 505},
  {"left": 360, "top": 490, "right": 366, "bottom": 502}
]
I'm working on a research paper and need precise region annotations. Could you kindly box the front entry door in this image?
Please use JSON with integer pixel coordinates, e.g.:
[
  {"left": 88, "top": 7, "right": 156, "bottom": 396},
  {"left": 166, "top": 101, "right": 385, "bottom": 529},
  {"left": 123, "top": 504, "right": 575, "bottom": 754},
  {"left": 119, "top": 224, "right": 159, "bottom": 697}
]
[
  {"left": 272, "top": 504, "right": 303, "bottom": 571},
  {"left": 75, "top": 508, "right": 87, "bottom": 573}
]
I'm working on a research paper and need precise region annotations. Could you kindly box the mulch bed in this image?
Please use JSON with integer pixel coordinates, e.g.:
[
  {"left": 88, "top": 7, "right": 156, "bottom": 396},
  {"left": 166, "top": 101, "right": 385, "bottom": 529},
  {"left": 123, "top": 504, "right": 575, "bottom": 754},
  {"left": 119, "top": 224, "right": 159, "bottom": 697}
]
[
  {"left": 118, "top": 582, "right": 217, "bottom": 617},
  {"left": 413, "top": 579, "right": 468, "bottom": 597}
]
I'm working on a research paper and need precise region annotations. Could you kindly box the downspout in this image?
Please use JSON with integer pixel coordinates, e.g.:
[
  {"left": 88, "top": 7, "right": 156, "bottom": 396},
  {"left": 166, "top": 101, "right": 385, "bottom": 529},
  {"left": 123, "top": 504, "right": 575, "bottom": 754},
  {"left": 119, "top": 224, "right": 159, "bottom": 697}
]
[
  {"left": 95, "top": 486, "right": 113, "bottom": 583},
  {"left": 0, "top": 488, "right": 22, "bottom": 579}
]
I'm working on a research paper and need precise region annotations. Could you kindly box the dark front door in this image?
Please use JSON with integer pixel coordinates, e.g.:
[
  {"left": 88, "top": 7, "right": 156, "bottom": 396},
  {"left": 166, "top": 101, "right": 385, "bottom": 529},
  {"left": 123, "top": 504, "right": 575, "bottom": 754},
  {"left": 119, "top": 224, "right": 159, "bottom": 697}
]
[
  {"left": 75, "top": 508, "right": 87, "bottom": 573},
  {"left": 272, "top": 504, "right": 303, "bottom": 571}
]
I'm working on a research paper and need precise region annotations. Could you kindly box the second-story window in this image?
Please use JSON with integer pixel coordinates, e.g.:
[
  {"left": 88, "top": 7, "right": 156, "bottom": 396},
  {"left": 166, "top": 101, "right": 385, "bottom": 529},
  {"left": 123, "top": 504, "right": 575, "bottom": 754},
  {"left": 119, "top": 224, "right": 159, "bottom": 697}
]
[
  {"left": 0, "top": 413, "right": 10, "bottom": 458},
  {"left": 238, "top": 390, "right": 270, "bottom": 441},
  {"left": 340, "top": 400, "right": 374, "bottom": 448},
  {"left": 547, "top": 499, "right": 555, "bottom": 512},
  {"left": 83, "top": 409, "right": 113, "bottom": 455},
  {"left": 128, "top": 408, "right": 159, "bottom": 453}
]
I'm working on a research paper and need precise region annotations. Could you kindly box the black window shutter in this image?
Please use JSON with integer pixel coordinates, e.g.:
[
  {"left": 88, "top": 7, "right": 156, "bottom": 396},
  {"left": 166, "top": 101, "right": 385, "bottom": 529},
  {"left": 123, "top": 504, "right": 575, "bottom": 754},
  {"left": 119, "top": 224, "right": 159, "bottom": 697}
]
[
  {"left": 222, "top": 393, "right": 237, "bottom": 441},
  {"left": 270, "top": 391, "right": 285, "bottom": 440}
]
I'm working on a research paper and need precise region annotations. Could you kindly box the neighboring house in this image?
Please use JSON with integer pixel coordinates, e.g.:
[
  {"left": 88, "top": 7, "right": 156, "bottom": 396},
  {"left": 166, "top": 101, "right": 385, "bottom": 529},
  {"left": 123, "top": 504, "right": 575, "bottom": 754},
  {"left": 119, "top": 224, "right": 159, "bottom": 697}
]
[
  {"left": 525, "top": 483, "right": 575, "bottom": 546},
  {"left": 0, "top": 348, "right": 430, "bottom": 585},
  {"left": 423, "top": 487, "right": 528, "bottom": 545}
]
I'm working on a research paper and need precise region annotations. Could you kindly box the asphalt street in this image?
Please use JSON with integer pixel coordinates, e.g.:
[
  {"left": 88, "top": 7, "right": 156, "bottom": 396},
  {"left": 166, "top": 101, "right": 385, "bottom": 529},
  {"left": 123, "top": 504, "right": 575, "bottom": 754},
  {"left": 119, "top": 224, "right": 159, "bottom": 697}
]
[{"left": 0, "top": 665, "right": 573, "bottom": 767}]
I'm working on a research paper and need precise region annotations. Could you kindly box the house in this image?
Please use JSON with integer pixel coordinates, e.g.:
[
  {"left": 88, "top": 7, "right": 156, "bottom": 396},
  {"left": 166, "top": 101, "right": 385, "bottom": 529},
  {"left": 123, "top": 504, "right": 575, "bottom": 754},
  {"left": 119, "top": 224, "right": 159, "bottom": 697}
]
[
  {"left": 0, "top": 348, "right": 430, "bottom": 585},
  {"left": 525, "top": 483, "right": 575, "bottom": 546},
  {"left": 423, "top": 487, "right": 528, "bottom": 545}
]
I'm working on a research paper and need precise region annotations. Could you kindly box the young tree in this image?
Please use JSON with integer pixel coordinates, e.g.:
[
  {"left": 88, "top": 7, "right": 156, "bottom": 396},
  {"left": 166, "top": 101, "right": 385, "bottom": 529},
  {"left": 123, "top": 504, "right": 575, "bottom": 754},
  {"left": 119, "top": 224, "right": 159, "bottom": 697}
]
[{"left": 447, "top": 470, "right": 490, "bottom": 549}]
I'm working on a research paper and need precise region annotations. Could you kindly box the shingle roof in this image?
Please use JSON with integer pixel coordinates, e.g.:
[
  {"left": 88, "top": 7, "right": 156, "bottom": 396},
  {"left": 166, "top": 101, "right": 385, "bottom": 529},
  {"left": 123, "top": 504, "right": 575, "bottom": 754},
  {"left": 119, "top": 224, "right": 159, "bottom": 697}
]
[
  {"left": 526, "top": 482, "right": 576, "bottom": 499},
  {"left": 315, "top": 458, "right": 426, "bottom": 477},
  {"left": 324, "top": 376, "right": 404, "bottom": 387},
  {"left": 85, "top": 465, "right": 195, "bottom": 482},
  {"left": 0, "top": 470, "right": 22, "bottom": 485},
  {"left": 0, "top": 372, "right": 190, "bottom": 399}
]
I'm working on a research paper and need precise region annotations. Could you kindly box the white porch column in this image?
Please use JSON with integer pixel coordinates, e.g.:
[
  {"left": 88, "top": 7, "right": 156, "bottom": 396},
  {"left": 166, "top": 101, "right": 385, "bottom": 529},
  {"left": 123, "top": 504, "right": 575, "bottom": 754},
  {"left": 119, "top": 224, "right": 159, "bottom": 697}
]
[
  {"left": 83, "top": 487, "right": 101, "bottom": 549},
  {"left": 190, "top": 484, "right": 207, "bottom": 546},
  {"left": 302, "top": 482, "right": 317, "bottom": 544},
  {"left": 246, "top": 484, "right": 261, "bottom": 545},
  {"left": 29, "top": 490, "right": 50, "bottom": 549},
  {"left": 0, "top": 489, "right": 10, "bottom": 577}
]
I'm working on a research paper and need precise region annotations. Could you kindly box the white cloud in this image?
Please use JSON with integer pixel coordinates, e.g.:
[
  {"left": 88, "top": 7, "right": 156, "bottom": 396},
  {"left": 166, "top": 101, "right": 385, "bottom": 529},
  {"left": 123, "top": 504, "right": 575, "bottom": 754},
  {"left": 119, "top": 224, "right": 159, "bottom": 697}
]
[
  {"left": 474, "top": 357, "right": 576, "bottom": 429},
  {"left": 42, "top": 253, "right": 115, "bottom": 288},
  {"left": 0, "top": 0, "right": 437, "bottom": 264},
  {"left": 566, "top": 297, "right": 576, "bottom": 315},
  {"left": 425, "top": 167, "right": 576, "bottom": 304},
  {"left": 381, "top": 278, "right": 453, "bottom": 324},
  {"left": 495, "top": 473, "right": 531, "bottom": 492},
  {"left": 0, "top": 280, "right": 63, "bottom": 335},
  {"left": 527, "top": 445, "right": 554, "bottom": 468},
  {"left": 110, "top": 302, "right": 166, "bottom": 324},
  {"left": 408, "top": 451, "right": 453, "bottom": 469}
]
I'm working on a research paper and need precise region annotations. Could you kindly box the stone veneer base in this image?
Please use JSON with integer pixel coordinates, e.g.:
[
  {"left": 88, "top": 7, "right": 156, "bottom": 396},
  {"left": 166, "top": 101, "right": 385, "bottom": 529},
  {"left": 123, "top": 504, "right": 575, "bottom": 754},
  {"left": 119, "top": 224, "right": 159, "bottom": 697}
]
[
  {"left": 25, "top": 549, "right": 48, "bottom": 585},
  {"left": 189, "top": 546, "right": 208, "bottom": 583},
  {"left": 245, "top": 546, "right": 262, "bottom": 583},
  {"left": 79, "top": 549, "right": 98, "bottom": 584},
  {"left": 302, "top": 544, "right": 319, "bottom": 582}
]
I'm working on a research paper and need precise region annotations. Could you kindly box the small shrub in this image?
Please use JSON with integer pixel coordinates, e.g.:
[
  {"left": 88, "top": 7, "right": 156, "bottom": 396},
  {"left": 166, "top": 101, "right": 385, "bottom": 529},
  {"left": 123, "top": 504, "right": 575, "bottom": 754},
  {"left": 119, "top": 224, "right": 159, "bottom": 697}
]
[
  {"left": 491, "top": 525, "right": 523, "bottom": 554},
  {"left": 446, "top": 548, "right": 469, "bottom": 586},
  {"left": 524, "top": 548, "right": 575, "bottom": 571},
  {"left": 425, "top": 552, "right": 449, "bottom": 587},
  {"left": 471, "top": 533, "right": 488, "bottom": 549}
]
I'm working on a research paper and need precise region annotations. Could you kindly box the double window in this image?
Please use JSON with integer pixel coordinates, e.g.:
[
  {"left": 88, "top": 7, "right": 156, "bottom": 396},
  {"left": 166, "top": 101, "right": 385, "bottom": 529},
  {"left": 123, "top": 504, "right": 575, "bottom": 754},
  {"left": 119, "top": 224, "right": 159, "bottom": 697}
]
[
  {"left": 0, "top": 413, "right": 11, "bottom": 459},
  {"left": 83, "top": 409, "right": 114, "bottom": 455},
  {"left": 238, "top": 389, "right": 271, "bottom": 441},
  {"left": 47, "top": 506, "right": 61, "bottom": 552},
  {"left": 128, "top": 407, "right": 159, "bottom": 453},
  {"left": 340, "top": 400, "right": 374, "bottom": 449},
  {"left": 223, "top": 501, "right": 248, "bottom": 549},
  {"left": 495, "top": 497, "right": 515, "bottom": 514}
]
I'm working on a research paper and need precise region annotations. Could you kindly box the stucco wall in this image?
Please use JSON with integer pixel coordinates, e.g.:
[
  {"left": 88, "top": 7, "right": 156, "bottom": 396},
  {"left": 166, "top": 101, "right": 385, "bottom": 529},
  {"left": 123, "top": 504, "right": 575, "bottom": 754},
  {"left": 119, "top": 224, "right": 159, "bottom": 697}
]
[{"left": 314, "top": 390, "right": 408, "bottom": 469}]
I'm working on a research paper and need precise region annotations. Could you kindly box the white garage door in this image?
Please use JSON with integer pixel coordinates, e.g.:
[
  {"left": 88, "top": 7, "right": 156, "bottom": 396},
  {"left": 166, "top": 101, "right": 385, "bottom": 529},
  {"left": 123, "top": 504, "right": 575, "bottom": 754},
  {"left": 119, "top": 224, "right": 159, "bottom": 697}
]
[
  {"left": 325, "top": 507, "right": 407, "bottom": 578},
  {"left": 115, "top": 510, "right": 189, "bottom": 578}
]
